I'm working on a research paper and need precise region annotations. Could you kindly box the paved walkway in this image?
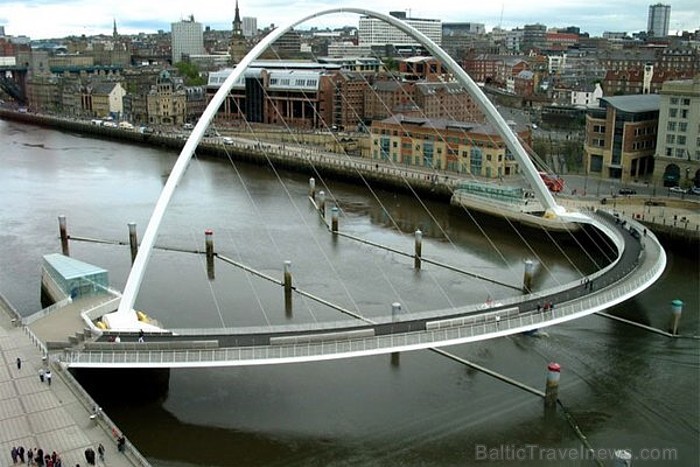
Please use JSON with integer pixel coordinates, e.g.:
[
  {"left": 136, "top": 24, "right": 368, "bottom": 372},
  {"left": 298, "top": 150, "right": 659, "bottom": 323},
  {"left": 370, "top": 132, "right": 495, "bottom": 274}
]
[{"left": 0, "top": 294, "right": 145, "bottom": 467}]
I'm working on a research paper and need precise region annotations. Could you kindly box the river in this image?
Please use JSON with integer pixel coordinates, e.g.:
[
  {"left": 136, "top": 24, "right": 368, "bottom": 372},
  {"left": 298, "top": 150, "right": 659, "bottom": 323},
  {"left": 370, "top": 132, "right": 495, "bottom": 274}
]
[{"left": 0, "top": 119, "right": 697, "bottom": 466}]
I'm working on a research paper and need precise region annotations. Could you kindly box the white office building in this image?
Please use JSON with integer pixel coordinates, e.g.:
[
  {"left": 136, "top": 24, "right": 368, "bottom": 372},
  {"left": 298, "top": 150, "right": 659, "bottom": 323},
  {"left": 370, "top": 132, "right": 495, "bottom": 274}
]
[
  {"left": 242, "top": 17, "right": 257, "bottom": 38},
  {"left": 647, "top": 3, "right": 670, "bottom": 37},
  {"left": 171, "top": 16, "right": 204, "bottom": 64},
  {"left": 358, "top": 12, "right": 441, "bottom": 47}
]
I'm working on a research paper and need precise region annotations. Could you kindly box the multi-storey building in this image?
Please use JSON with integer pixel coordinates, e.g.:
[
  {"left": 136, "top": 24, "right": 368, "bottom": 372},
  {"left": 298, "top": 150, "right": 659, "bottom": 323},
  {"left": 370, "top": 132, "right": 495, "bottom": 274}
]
[
  {"left": 358, "top": 11, "right": 441, "bottom": 48},
  {"left": 147, "top": 70, "right": 186, "bottom": 126},
  {"left": 583, "top": 94, "right": 659, "bottom": 182},
  {"left": 206, "top": 66, "right": 334, "bottom": 129},
  {"left": 653, "top": 76, "right": 700, "bottom": 188},
  {"left": 647, "top": 3, "right": 671, "bottom": 37},
  {"left": 369, "top": 115, "right": 528, "bottom": 177},
  {"left": 242, "top": 17, "right": 257, "bottom": 38},
  {"left": 171, "top": 16, "right": 204, "bottom": 64},
  {"left": 463, "top": 54, "right": 529, "bottom": 87},
  {"left": 522, "top": 24, "right": 546, "bottom": 51},
  {"left": 86, "top": 82, "right": 127, "bottom": 119}
]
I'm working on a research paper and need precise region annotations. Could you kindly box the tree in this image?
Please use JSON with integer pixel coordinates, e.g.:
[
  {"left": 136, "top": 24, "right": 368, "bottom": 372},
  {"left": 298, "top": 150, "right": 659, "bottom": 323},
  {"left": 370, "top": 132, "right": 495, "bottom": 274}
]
[{"left": 174, "top": 62, "right": 206, "bottom": 86}]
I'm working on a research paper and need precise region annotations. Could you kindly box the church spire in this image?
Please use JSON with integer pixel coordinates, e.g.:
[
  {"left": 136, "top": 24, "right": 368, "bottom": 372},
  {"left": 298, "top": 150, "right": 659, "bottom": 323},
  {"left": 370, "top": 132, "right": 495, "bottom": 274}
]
[
  {"left": 113, "top": 18, "right": 118, "bottom": 39},
  {"left": 232, "top": 0, "right": 243, "bottom": 36}
]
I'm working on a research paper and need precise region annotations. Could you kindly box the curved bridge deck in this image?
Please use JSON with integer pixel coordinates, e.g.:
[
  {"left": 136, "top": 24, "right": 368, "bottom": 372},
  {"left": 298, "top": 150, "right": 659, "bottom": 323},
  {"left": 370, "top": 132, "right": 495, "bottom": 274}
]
[{"left": 58, "top": 209, "right": 665, "bottom": 368}]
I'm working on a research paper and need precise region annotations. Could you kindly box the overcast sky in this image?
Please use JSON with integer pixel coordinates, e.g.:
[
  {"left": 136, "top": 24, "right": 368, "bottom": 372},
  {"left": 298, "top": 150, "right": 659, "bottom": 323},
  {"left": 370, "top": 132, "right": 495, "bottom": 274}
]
[{"left": 1, "top": 1, "right": 698, "bottom": 40}]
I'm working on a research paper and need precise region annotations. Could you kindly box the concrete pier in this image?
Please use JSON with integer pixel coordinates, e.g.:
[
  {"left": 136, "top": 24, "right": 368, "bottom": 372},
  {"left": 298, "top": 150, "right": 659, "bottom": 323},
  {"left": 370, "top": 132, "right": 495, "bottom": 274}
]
[{"left": 0, "top": 292, "right": 146, "bottom": 466}]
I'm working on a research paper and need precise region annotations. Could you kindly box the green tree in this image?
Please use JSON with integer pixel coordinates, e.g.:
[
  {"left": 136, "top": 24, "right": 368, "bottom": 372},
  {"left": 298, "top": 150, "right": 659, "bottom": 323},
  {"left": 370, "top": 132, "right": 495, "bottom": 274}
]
[{"left": 175, "top": 62, "right": 206, "bottom": 86}]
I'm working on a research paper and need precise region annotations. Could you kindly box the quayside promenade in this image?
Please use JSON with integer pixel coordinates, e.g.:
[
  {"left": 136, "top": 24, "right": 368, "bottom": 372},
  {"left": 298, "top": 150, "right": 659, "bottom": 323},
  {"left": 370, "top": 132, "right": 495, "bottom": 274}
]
[{"left": 0, "top": 292, "right": 148, "bottom": 467}]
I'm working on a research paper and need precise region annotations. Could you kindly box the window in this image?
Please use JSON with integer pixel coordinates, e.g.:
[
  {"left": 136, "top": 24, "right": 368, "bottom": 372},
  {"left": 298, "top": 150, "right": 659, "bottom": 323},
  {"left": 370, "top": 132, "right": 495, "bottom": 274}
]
[
  {"left": 665, "top": 147, "right": 673, "bottom": 156},
  {"left": 680, "top": 109, "right": 689, "bottom": 119},
  {"left": 593, "top": 124, "right": 605, "bottom": 133},
  {"left": 675, "top": 148, "right": 685, "bottom": 158},
  {"left": 681, "top": 98, "right": 690, "bottom": 106},
  {"left": 666, "top": 134, "right": 675, "bottom": 144},
  {"left": 677, "top": 135, "right": 686, "bottom": 145},
  {"left": 667, "top": 121, "right": 677, "bottom": 131},
  {"left": 679, "top": 122, "right": 688, "bottom": 132},
  {"left": 670, "top": 97, "right": 679, "bottom": 105},
  {"left": 669, "top": 108, "right": 678, "bottom": 118}
]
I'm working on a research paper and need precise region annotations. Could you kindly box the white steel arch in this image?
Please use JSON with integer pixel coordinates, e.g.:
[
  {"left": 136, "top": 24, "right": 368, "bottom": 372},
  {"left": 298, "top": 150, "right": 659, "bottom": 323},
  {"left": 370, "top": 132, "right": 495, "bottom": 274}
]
[{"left": 107, "top": 8, "right": 571, "bottom": 328}]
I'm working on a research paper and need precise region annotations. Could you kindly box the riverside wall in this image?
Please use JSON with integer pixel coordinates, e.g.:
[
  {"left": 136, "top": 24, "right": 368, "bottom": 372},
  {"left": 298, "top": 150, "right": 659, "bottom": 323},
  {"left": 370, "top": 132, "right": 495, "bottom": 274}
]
[{"left": 0, "top": 108, "right": 452, "bottom": 202}]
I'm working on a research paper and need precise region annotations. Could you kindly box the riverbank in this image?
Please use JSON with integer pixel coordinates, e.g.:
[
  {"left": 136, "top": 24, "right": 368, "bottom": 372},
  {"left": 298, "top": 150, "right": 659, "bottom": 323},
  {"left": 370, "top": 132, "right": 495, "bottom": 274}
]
[
  {"left": 1, "top": 107, "right": 697, "bottom": 248},
  {"left": 0, "top": 291, "right": 149, "bottom": 466}
]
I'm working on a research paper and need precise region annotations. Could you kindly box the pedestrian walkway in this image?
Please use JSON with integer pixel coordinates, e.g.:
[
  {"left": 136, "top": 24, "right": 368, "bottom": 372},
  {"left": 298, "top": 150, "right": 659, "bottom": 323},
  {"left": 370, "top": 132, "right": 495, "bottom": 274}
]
[{"left": 0, "top": 293, "right": 147, "bottom": 467}]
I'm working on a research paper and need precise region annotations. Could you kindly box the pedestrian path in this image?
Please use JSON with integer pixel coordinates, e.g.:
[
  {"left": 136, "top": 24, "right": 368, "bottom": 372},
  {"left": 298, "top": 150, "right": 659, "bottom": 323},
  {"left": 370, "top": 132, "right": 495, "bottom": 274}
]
[{"left": 0, "top": 293, "right": 146, "bottom": 467}]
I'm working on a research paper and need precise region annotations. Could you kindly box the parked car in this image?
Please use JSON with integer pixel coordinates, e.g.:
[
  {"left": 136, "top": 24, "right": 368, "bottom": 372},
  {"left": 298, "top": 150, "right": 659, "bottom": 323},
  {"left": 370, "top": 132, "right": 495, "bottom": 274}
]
[
  {"left": 618, "top": 188, "right": 636, "bottom": 195},
  {"left": 690, "top": 186, "right": 700, "bottom": 196},
  {"left": 669, "top": 186, "right": 688, "bottom": 194}
]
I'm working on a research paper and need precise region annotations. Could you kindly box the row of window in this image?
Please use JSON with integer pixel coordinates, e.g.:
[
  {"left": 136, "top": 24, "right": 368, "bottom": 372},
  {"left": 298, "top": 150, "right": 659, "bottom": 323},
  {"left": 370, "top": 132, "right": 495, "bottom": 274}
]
[
  {"left": 666, "top": 134, "right": 688, "bottom": 146},
  {"left": 269, "top": 78, "right": 318, "bottom": 87},
  {"left": 376, "top": 131, "right": 505, "bottom": 148},
  {"left": 667, "top": 121, "right": 690, "bottom": 132},
  {"left": 664, "top": 147, "right": 690, "bottom": 158},
  {"left": 668, "top": 108, "right": 690, "bottom": 119},
  {"left": 631, "top": 140, "right": 654, "bottom": 150},
  {"left": 669, "top": 97, "right": 692, "bottom": 106},
  {"left": 633, "top": 127, "right": 655, "bottom": 136},
  {"left": 377, "top": 139, "right": 506, "bottom": 160}
]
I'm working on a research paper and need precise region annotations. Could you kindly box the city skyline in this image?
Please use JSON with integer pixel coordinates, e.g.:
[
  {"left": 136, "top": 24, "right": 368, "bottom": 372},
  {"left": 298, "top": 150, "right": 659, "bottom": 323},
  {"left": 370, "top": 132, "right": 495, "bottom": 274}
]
[{"left": 0, "top": 1, "right": 698, "bottom": 41}]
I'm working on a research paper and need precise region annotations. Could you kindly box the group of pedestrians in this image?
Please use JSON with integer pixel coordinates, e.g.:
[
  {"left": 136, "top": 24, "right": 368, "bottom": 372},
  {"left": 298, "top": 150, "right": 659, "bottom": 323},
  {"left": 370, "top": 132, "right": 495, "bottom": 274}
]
[
  {"left": 82, "top": 444, "right": 104, "bottom": 465},
  {"left": 10, "top": 446, "right": 62, "bottom": 466},
  {"left": 10, "top": 443, "right": 105, "bottom": 467},
  {"left": 38, "top": 368, "right": 52, "bottom": 385}
]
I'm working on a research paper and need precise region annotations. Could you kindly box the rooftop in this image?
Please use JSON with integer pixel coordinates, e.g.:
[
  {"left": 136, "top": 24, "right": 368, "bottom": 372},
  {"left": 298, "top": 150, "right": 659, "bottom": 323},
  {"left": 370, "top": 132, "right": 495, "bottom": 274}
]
[
  {"left": 43, "top": 253, "right": 107, "bottom": 280},
  {"left": 600, "top": 94, "right": 660, "bottom": 113}
]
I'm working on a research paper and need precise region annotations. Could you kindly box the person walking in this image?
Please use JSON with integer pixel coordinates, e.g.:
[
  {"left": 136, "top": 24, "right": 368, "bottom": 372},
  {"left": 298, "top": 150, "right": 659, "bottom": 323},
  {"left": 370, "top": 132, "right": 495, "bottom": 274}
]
[
  {"left": 39, "top": 369, "right": 44, "bottom": 383},
  {"left": 97, "top": 444, "right": 104, "bottom": 463},
  {"left": 17, "top": 357, "right": 22, "bottom": 370},
  {"left": 45, "top": 370, "right": 52, "bottom": 386}
]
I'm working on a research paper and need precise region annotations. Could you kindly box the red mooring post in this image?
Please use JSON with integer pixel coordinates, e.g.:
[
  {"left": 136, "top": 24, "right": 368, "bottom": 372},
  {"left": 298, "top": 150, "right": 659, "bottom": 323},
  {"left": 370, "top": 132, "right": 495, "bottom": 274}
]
[{"left": 544, "top": 362, "right": 561, "bottom": 409}]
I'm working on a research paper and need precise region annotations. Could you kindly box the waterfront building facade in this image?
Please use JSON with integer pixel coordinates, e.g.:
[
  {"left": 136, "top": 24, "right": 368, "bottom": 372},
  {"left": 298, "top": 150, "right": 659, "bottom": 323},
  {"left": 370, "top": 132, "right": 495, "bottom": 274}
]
[
  {"left": 653, "top": 76, "right": 700, "bottom": 188},
  {"left": 147, "top": 70, "right": 186, "bottom": 126},
  {"left": 584, "top": 94, "right": 659, "bottom": 182},
  {"left": 369, "top": 115, "right": 527, "bottom": 177}
]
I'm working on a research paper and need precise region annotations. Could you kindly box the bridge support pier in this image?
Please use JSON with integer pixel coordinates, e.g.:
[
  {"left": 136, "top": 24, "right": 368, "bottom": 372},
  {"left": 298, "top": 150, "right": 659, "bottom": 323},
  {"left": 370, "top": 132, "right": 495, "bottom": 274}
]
[
  {"left": 544, "top": 362, "right": 560, "bottom": 411},
  {"left": 670, "top": 299, "right": 683, "bottom": 335},
  {"left": 523, "top": 259, "right": 534, "bottom": 293},
  {"left": 331, "top": 206, "right": 339, "bottom": 234},
  {"left": 205, "top": 230, "right": 215, "bottom": 280},
  {"left": 128, "top": 222, "right": 138, "bottom": 265},
  {"left": 308, "top": 177, "right": 315, "bottom": 200},
  {"left": 58, "top": 215, "right": 70, "bottom": 256},
  {"left": 414, "top": 230, "right": 422, "bottom": 270},
  {"left": 284, "top": 260, "right": 293, "bottom": 315}
]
